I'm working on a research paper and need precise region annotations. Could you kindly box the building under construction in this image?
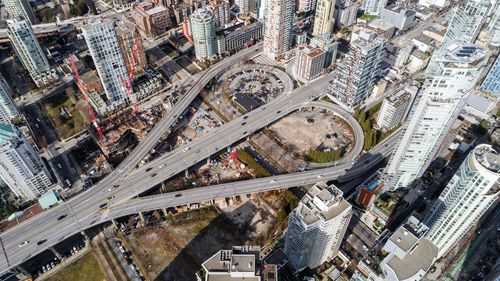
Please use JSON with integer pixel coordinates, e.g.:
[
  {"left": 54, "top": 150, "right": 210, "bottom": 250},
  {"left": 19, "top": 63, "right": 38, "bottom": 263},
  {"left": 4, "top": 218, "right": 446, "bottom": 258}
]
[{"left": 88, "top": 108, "right": 148, "bottom": 165}]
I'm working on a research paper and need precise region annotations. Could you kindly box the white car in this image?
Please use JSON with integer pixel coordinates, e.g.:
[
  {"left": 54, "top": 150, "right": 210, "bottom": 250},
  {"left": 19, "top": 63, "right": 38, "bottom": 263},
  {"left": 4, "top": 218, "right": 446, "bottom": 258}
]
[
  {"left": 270, "top": 179, "right": 277, "bottom": 183},
  {"left": 108, "top": 185, "right": 119, "bottom": 192},
  {"left": 317, "top": 175, "right": 324, "bottom": 179},
  {"left": 183, "top": 147, "right": 191, "bottom": 152},
  {"left": 19, "top": 240, "right": 29, "bottom": 247}
]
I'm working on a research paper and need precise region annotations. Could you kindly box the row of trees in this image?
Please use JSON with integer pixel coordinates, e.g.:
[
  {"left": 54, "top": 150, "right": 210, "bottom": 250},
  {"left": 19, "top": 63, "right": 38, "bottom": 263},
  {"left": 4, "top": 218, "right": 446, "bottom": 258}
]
[
  {"left": 307, "top": 148, "right": 341, "bottom": 163},
  {"left": 353, "top": 103, "right": 394, "bottom": 151},
  {"left": 237, "top": 149, "right": 272, "bottom": 177}
]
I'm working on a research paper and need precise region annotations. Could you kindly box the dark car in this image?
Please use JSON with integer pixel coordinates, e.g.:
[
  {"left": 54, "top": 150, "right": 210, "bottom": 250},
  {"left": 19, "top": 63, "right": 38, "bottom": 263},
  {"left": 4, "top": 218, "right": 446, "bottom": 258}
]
[
  {"left": 151, "top": 173, "right": 158, "bottom": 177},
  {"left": 241, "top": 122, "right": 247, "bottom": 126},
  {"left": 37, "top": 239, "right": 47, "bottom": 246},
  {"left": 99, "top": 203, "right": 108, "bottom": 209},
  {"left": 57, "top": 214, "right": 67, "bottom": 221},
  {"left": 145, "top": 167, "right": 153, "bottom": 172},
  {"left": 175, "top": 194, "right": 182, "bottom": 198}
]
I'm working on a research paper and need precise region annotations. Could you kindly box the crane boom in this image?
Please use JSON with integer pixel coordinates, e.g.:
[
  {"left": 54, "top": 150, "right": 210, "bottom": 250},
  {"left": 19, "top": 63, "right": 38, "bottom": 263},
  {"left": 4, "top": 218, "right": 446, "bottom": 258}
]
[{"left": 67, "top": 54, "right": 105, "bottom": 140}]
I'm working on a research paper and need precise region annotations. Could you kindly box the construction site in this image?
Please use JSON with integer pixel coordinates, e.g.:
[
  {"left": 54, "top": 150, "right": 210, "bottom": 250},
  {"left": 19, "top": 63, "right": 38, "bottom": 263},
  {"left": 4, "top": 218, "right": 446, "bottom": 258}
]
[{"left": 267, "top": 108, "right": 355, "bottom": 163}]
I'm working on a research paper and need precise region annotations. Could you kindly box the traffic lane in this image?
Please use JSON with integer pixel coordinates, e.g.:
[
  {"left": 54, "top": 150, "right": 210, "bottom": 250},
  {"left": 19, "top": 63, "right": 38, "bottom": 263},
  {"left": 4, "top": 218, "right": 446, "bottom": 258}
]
[
  {"left": 1, "top": 130, "right": 399, "bottom": 269},
  {"left": 0, "top": 31, "right": 266, "bottom": 266},
  {"left": 129, "top": 76, "right": 329, "bottom": 178},
  {"left": 117, "top": 45, "right": 263, "bottom": 173}
]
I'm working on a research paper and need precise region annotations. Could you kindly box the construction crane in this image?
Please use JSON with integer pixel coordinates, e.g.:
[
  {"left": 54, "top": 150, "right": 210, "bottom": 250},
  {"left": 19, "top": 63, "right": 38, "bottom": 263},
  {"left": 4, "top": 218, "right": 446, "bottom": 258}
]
[
  {"left": 120, "top": 42, "right": 140, "bottom": 114},
  {"left": 67, "top": 54, "right": 105, "bottom": 141}
]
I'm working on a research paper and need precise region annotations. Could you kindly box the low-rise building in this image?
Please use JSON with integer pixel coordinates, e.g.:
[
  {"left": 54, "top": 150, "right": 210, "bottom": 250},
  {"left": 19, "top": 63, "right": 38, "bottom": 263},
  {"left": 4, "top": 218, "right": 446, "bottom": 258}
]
[
  {"left": 380, "top": 216, "right": 438, "bottom": 281},
  {"left": 422, "top": 25, "right": 446, "bottom": 45},
  {"left": 411, "top": 35, "right": 433, "bottom": 52},
  {"left": 132, "top": 1, "right": 172, "bottom": 38},
  {"left": 376, "top": 84, "right": 417, "bottom": 132},
  {"left": 380, "top": 5, "right": 415, "bottom": 31},
  {"left": 295, "top": 45, "right": 326, "bottom": 81},
  {"left": 356, "top": 169, "right": 386, "bottom": 208},
  {"left": 367, "top": 19, "right": 396, "bottom": 38},
  {"left": 216, "top": 20, "right": 263, "bottom": 54},
  {"left": 200, "top": 246, "right": 278, "bottom": 280},
  {"left": 80, "top": 70, "right": 103, "bottom": 94},
  {"left": 407, "top": 50, "right": 429, "bottom": 74},
  {"left": 310, "top": 33, "right": 338, "bottom": 68}
]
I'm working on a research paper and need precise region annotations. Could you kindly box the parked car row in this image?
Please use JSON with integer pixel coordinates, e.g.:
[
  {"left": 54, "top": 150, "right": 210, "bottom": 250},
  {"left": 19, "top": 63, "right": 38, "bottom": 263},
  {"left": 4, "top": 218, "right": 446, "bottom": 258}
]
[
  {"left": 114, "top": 239, "right": 143, "bottom": 281},
  {"left": 33, "top": 257, "right": 60, "bottom": 278}
]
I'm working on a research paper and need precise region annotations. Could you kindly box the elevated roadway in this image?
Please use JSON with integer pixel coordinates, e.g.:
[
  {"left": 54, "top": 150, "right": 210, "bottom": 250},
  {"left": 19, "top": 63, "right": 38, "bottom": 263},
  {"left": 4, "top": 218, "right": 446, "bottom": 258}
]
[
  {"left": 106, "top": 133, "right": 398, "bottom": 218},
  {"left": 0, "top": 45, "right": 376, "bottom": 273},
  {"left": 0, "top": 45, "right": 262, "bottom": 271}
]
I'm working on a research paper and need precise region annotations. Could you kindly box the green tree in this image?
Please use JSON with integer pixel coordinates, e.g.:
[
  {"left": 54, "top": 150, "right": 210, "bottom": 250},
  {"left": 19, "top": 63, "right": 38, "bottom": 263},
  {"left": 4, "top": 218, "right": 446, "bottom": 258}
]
[{"left": 358, "top": 110, "right": 366, "bottom": 123}]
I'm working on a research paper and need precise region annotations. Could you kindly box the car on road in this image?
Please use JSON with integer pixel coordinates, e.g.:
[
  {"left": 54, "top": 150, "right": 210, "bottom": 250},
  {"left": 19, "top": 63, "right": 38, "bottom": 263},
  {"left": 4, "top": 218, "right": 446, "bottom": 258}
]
[
  {"left": 175, "top": 194, "right": 182, "bottom": 198},
  {"left": 270, "top": 179, "right": 277, "bottom": 183},
  {"left": 107, "top": 196, "right": 115, "bottom": 200},
  {"left": 151, "top": 173, "right": 158, "bottom": 177},
  {"left": 317, "top": 175, "right": 324, "bottom": 179},
  {"left": 145, "top": 168, "right": 152, "bottom": 172},
  {"left": 108, "top": 185, "right": 119, "bottom": 191},
  {"left": 57, "top": 214, "right": 67, "bottom": 221},
  {"left": 241, "top": 122, "right": 247, "bottom": 126},
  {"left": 19, "top": 240, "right": 29, "bottom": 247},
  {"left": 37, "top": 239, "right": 47, "bottom": 245},
  {"left": 99, "top": 203, "right": 108, "bottom": 209},
  {"left": 277, "top": 111, "right": 281, "bottom": 114},
  {"left": 243, "top": 116, "right": 249, "bottom": 119},
  {"left": 119, "top": 245, "right": 126, "bottom": 253},
  {"left": 183, "top": 147, "right": 191, "bottom": 152}
]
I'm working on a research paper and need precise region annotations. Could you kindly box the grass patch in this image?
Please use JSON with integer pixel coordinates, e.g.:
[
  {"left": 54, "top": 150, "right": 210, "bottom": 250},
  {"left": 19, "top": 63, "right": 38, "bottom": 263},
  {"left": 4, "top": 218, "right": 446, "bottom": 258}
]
[
  {"left": 307, "top": 148, "right": 341, "bottom": 163},
  {"left": 359, "top": 14, "right": 378, "bottom": 21},
  {"left": 43, "top": 93, "right": 86, "bottom": 139},
  {"left": 47, "top": 252, "right": 105, "bottom": 281},
  {"left": 237, "top": 149, "right": 272, "bottom": 177}
]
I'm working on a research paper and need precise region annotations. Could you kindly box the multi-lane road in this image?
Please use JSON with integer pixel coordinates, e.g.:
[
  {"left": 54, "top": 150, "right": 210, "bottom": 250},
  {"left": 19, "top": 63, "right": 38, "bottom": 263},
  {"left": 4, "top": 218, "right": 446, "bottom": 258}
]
[
  {"left": 0, "top": 45, "right": 262, "bottom": 272},
  {"left": 106, "top": 133, "right": 398, "bottom": 218},
  {"left": 0, "top": 44, "right": 388, "bottom": 274}
]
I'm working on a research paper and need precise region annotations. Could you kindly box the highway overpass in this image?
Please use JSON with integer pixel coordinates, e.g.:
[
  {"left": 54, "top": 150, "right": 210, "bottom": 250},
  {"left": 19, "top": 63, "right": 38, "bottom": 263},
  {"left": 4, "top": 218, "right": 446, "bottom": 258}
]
[
  {"left": 106, "top": 133, "right": 398, "bottom": 219},
  {"left": 0, "top": 23, "right": 75, "bottom": 43},
  {"left": 0, "top": 44, "right": 390, "bottom": 274}
]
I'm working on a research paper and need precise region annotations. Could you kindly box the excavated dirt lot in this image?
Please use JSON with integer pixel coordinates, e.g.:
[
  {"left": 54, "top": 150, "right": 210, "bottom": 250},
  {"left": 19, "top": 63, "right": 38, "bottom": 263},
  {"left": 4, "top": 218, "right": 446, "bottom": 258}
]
[
  {"left": 268, "top": 108, "right": 354, "bottom": 157},
  {"left": 126, "top": 194, "right": 288, "bottom": 281}
]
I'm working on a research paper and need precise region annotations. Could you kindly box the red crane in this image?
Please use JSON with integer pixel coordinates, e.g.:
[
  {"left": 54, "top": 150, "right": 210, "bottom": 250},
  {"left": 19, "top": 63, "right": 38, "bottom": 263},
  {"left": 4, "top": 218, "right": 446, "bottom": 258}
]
[
  {"left": 120, "top": 42, "right": 140, "bottom": 114},
  {"left": 67, "top": 54, "right": 105, "bottom": 141}
]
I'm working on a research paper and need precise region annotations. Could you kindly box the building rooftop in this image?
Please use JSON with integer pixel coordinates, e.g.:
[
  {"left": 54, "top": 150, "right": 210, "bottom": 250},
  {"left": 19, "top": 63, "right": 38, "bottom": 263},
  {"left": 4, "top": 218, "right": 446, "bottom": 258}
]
[
  {"left": 368, "top": 19, "right": 395, "bottom": 32},
  {"left": 192, "top": 7, "right": 214, "bottom": 22},
  {"left": 203, "top": 246, "right": 277, "bottom": 281},
  {"left": 437, "top": 43, "right": 487, "bottom": 67},
  {"left": 473, "top": 144, "right": 500, "bottom": 173},
  {"left": 352, "top": 29, "right": 386, "bottom": 52},
  {"left": 383, "top": 4, "right": 416, "bottom": 16},
  {"left": 386, "top": 85, "right": 417, "bottom": 106},
  {"left": 382, "top": 216, "right": 437, "bottom": 281},
  {"left": 298, "top": 182, "right": 350, "bottom": 224},
  {"left": 413, "top": 34, "right": 434, "bottom": 46},
  {"left": 386, "top": 238, "right": 438, "bottom": 280},
  {"left": 134, "top": 1, "right": 168, "bottom": 15},
  {"left": 298, "top": 45, "right": 325, "bottom": 58},
  {"left": 80, "top": 70, "right": 100, "bottom": 84}
]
